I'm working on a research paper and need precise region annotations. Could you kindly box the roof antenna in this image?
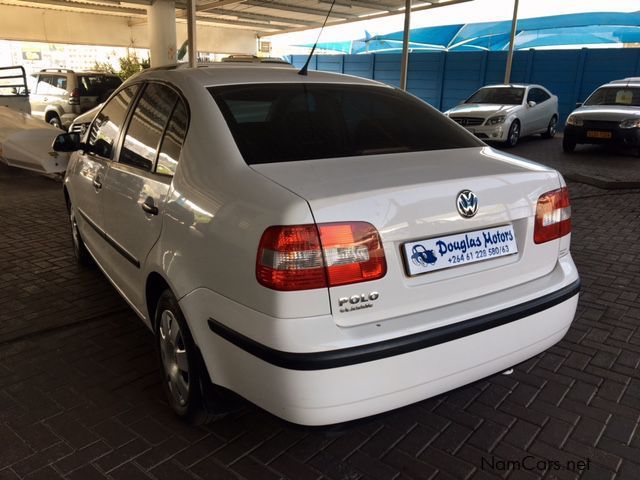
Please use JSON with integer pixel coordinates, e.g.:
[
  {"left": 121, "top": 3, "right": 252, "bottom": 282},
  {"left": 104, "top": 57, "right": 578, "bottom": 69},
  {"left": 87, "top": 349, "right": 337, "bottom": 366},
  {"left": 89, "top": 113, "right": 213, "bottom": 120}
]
[{"left": 298, "top": 0, "right": 336, "bottom": 76}]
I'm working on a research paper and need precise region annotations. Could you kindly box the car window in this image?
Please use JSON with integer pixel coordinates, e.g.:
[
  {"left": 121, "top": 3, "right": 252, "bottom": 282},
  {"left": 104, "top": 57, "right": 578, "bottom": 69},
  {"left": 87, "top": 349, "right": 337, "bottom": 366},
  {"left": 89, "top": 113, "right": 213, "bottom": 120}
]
[
  {"left": 210, "top": 83, "right": 481, "bottom": 165},
  {"left": 78, "top": 74, "right": 123, "bottom": 97},
  {"left": 466, "top": 87, "right": 525, "bottom": 105},
  {"left": 35, "top": 75, "right": 61, "bottom": 95},
  {"left": 584, "top": 87, "right": 640, "bottom": 107},
  {"left": 119, "top": 83, "right": 178, "bottom": 171},
  {"left": 156, "top": 99, "right": 187, "bottom": 177},
  {"left": 88, "top": 85, "right": 139, "bottom": 159},
  {"left": 527, "top": 88, "right": 550, "bottom": 104}
]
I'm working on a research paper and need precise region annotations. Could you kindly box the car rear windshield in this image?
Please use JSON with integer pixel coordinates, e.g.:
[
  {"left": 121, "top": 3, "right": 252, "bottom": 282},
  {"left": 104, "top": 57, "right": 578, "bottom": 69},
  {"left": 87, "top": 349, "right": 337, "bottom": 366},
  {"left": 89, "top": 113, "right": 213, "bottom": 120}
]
[
  {"left": 78, "top": 74, "right": 122, "bottom": 97},
  {"left": 466, "top": 87, "right": 525, "bottom": 105},
  {"left": 209, "top": 83, "right": 481, "bottom": 165},
  {"left": 584, "top": 87, "right": 640, "bottom": 107}
]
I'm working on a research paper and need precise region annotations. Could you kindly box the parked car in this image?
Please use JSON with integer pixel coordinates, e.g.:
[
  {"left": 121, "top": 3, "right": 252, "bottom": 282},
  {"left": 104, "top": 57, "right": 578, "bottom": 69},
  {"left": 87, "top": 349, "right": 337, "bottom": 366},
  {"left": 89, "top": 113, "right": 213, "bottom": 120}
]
[
  {"left": 29, "top": 69, "right": 122, "bottom": 129},
  {"left": 54, "top": 65, "right": 579, "bottom": 426},
  {"left": 444, "top": 84, "right": 559, "bottom": 147},
  {"left": 563, "top": 77, "right": 640, "bottom": 155}
]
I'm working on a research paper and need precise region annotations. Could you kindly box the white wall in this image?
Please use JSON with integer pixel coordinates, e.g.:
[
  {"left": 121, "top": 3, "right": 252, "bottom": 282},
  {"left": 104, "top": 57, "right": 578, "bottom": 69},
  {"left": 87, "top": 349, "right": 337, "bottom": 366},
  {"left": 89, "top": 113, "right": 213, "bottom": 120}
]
[{"left": 0, "top": 5, "right": 257, "bottom": 54}]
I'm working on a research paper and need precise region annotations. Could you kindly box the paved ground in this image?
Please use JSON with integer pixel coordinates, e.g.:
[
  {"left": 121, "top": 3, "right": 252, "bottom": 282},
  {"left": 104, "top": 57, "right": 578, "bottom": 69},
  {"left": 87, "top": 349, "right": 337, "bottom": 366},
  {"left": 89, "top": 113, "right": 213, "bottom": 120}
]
[{"left": 1, "top": 140, "right": 639, "bottom": 479}]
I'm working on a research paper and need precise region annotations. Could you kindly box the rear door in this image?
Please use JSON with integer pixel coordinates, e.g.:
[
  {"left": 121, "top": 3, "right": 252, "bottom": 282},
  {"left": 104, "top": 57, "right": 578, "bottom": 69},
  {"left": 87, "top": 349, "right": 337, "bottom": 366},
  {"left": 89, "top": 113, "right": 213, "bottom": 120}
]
[
  {"left": 68, "top": 84, "right": 140, "bottom": 265},
  {"left": 100, "top": 82, "right": 187, "bottom": 313}
]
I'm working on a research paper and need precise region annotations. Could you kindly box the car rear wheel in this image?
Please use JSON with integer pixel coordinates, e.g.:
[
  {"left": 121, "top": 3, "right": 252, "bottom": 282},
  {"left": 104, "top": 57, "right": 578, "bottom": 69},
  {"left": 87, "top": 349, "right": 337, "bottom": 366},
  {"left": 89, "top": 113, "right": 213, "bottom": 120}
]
[
  {"left": 542, "top": 116, "right": 557, "bottom": 139},
  {"left": 69, "top": 204, "right": 94, "bottom": 267},
  {"left": 562, "top": 136, "right": 576, "bottom": 153},
  {"left": 506, "top": 120, "right": 520, "bottom": 147},
  {"left": 155, "top": 289, "right": 229, "bottom": 425}
]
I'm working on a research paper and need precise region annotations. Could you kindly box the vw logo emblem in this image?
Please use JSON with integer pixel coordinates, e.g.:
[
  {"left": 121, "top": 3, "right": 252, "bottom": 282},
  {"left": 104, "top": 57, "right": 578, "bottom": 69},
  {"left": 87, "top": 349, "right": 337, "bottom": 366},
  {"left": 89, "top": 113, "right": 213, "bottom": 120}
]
[{"left": 457, "top": 190, "right": 478, "bottom": 218}]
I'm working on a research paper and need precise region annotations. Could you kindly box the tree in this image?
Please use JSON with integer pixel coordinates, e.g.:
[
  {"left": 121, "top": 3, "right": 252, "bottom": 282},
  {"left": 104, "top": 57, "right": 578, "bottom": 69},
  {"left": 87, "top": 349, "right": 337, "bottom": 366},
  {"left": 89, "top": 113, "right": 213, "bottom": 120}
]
[{"left": 118, "top": 53, "right": 150, "bottom": 80}]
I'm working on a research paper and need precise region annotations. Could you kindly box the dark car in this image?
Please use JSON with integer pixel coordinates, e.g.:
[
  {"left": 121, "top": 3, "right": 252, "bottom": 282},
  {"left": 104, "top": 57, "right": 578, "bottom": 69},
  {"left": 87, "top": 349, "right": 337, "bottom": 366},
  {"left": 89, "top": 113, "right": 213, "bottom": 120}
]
[{"left": 563, "top": 77, "right": 640, "bottom": 156}]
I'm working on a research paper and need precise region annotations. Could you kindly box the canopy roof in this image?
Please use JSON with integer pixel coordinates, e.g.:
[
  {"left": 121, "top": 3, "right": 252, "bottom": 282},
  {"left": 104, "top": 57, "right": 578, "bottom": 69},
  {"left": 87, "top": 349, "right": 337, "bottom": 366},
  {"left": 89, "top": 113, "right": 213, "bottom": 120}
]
[
  {"left": 303, "top": 11, "right": 640, "bottom": 53},
  {"left": 0, "top": 0, "right": 471, "bottom": 34}
]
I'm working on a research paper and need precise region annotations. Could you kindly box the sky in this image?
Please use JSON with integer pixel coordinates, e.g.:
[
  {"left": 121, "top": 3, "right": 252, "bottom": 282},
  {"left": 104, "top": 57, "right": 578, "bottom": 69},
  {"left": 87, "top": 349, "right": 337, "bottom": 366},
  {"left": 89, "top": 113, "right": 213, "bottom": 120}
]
[{"left": 267, "top": 0, "right": 640, "bottom": 54}]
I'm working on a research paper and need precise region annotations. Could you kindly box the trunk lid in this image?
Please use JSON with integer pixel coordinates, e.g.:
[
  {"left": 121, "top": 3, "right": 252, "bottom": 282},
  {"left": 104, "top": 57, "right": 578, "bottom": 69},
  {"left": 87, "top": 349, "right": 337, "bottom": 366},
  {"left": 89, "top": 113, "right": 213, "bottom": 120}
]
[{"left": 252, "top": 146, "right": 562, "bottom": 327}]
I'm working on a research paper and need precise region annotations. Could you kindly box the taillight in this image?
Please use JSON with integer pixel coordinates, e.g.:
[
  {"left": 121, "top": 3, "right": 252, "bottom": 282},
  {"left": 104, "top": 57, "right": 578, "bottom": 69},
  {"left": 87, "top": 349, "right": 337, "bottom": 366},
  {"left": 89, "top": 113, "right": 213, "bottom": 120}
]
[
  {"left": 256, "top": 222, "right": 387, "bottom": 291},
  {"left": 69, "top": 88, "right": 80, "bottom": 105},
  {"left": 534, "top": 187, "right": 571, "bottom": 244}
]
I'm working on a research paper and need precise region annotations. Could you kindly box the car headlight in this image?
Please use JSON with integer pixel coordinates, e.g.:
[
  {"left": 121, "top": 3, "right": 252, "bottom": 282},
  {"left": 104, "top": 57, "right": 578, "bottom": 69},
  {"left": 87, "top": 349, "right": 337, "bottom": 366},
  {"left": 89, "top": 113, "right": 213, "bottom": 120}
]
[
  {"left": 443, "top": 110, "right": 451, "bottom": 116},
  {"left": 566, "top": 115, "right": 583, "bottom": 127},
  {"left": 619, "top": 118, "right": 640, "bottom": 129},
  {"left": 485, "top": 115, "right": 506, "bottom": 126}
]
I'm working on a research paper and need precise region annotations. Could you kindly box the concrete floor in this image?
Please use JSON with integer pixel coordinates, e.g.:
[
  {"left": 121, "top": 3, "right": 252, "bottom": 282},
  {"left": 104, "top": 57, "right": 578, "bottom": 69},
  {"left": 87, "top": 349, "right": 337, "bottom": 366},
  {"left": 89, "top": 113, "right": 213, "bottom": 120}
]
[{"left": 0, "top": 137, "right": 639, "bottom": 479}]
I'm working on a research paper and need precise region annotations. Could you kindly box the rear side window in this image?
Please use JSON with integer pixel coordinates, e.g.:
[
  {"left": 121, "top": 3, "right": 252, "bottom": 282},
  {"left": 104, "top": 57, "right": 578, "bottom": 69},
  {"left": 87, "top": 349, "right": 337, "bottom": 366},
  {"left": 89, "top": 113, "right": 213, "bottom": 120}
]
[
  {"left": 120, "top": 83, "right": 178, "bottom": 171},
  {"left": 156, "top": 100, "right": 187, "bottom": 176},
  {"left": 210, "top": 83, "right": 481, "bottom": 165}
]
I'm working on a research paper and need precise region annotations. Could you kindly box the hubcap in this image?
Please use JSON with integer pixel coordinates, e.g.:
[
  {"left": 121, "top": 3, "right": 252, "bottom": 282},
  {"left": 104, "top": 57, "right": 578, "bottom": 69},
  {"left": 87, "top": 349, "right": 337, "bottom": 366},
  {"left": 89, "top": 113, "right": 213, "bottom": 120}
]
[
  {"left": 510, "top": 123, "right": 520, "bottom": 145},
  {"left": 549, "top": 118, "right": 557, "bottom": 136},
  {"left": 159, "top": 310, "right": 190, "bottom": 407}
]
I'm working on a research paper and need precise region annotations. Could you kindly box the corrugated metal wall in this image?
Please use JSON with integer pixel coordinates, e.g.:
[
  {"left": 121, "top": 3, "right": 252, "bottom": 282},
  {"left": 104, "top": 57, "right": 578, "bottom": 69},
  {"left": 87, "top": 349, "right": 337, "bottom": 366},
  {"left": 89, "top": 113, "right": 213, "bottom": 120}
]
[{"left": 290, "top": 48, "right": 640, "bottom": 126}]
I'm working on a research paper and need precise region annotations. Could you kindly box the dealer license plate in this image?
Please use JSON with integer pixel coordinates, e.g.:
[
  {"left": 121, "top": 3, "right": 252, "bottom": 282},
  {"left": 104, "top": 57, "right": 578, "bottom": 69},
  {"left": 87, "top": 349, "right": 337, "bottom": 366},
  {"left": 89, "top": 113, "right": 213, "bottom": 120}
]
[
  {"left": 586, "top": 130, "right": 612, "bottom": 139},
  {"left": 403, "top": 225, "right": 518, "bottom": 276}
]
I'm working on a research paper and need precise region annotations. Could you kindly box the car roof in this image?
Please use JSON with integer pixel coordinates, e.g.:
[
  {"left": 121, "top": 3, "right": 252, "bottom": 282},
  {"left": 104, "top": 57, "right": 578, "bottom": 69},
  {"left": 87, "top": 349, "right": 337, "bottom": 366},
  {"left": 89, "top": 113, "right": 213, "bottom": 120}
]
[
  {"left": 606, "top": 77, "right": 640, "bottom": 87},
  {"left": 134, "top": 63, "right": 386, "bottom": 89},
  {"left": 480, "top": 84, "right": 541, "bottom": 89}
]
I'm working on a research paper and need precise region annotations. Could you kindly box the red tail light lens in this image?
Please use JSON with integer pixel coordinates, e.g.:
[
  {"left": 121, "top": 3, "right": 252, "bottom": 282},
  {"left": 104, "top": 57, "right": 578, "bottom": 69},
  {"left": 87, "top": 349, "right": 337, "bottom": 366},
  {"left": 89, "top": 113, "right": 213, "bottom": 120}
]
[
  {"left": 69, "top": 88, "right": 80, "bottom": 105},
  {"left": 257, "top": 222, "right": 387, "bottom": 291},
  {"left": 534, "top": 187, "right": 571, "bottom": 244}
]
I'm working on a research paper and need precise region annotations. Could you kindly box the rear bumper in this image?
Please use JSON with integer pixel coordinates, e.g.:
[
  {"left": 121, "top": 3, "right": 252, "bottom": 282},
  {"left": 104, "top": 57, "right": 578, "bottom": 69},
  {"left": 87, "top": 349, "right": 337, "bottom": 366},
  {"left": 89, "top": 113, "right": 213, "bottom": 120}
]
[
  {"left": 180, "top": 256, "right": 579, "bottom": 425},
  {"left": 564, "top": 124, "right": 640, "bottom": 146}
]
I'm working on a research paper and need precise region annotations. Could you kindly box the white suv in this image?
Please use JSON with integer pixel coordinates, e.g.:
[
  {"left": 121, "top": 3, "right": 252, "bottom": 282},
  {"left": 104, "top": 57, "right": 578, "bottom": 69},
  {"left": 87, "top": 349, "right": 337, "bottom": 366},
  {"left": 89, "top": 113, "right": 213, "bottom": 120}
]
[{"left": 54, "top": 64, "right": 580, "bottom": 426}]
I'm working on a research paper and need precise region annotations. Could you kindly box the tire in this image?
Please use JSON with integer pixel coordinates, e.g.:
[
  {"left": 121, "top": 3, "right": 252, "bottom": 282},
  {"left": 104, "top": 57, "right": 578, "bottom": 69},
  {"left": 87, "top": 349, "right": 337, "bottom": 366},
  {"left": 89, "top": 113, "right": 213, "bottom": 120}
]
[
  {"left": 155, "top": 289, "right": 229, "bottom": 425},
  {"left": 48, "top": 115, "right": 62, "bottom": 129},
  {"left": 542, "top": 116, "right": 557, "bottom": 139},
  {"left": 69, "top": 203, "right": 94, "bottom": 267},
  {"left": 505, "top": 120, "right": 520, "bottom": 147},
  {"left": 562, "top": 136, "right": 576, "bottom": 153}
]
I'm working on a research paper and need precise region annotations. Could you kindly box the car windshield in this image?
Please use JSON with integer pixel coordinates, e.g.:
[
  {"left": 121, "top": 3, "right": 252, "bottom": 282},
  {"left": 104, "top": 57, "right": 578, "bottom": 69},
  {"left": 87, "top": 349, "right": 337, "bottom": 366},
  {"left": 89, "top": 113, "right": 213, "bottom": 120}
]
[
  {"left": 466, "top": 87, "right": 525, "bottom": 105},
  {"left": 584, "top": 87, "right": 640, "bottom": 107},
  {"left": 209, "top": 83, "right": 481, "bottom": 165},
  {"left": 78, "top": 74, "right": 122, "bottom": 96}
]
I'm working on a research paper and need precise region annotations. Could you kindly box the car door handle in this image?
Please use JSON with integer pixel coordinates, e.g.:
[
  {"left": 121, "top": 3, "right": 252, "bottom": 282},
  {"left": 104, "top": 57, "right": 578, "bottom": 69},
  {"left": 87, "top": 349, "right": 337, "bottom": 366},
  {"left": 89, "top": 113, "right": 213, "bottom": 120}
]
[
  {"left": 92, "top": 177, "right": 102, "bottom": 189},
  {"left": 141, "top": 198, "right": 159, "bottom": 215}
]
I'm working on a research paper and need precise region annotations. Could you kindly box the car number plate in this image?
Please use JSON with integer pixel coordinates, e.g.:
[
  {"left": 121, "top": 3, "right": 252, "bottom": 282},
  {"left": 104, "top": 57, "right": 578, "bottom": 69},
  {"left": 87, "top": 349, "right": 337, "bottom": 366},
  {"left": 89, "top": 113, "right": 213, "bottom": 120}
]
[
  {"left": 586, "top": 130, "right": 612, "bottom": 139},
  {"left": 403, "top": 225, "right": 518, "bottom": 276}
]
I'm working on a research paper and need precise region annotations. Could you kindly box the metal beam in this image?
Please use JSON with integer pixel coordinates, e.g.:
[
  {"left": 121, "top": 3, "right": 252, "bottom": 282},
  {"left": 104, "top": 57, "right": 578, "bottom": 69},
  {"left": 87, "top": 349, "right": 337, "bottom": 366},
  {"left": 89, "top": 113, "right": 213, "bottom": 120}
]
[
  {"left": 244, "top": 1, "right": 360, "bottom": 19},
  {"left": 400, "top": 0, "right": 411, "bottom": 90},
  {"left": 192, "top": 8, "right": 318, "bottom": 26},
  {"left": 15, "top": 0, "right": 144, "bottom": 16},
  {"left": 504, "top": 0, "right": 519, "bottom": 84},
  {"left": 318, "top": 0, "right": 403, "bottom": 10}
]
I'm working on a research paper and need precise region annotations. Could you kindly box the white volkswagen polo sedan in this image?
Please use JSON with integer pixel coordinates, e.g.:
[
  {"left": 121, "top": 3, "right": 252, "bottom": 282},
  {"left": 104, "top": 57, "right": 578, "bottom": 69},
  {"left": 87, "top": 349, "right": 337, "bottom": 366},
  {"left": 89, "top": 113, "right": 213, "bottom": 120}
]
[
  {"left": 54, "top": 65, "right": 579, "bottom": 426},
  {"left": 445, "top": 84, "right": 559, "bottom": 147}
]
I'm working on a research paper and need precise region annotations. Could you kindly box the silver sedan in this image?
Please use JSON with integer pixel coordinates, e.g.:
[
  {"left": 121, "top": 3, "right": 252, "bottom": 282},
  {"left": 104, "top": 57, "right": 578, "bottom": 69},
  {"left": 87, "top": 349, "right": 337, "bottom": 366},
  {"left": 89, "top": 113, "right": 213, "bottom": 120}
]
[{"left": 445, "top": 84, "right": 559, "bottom": 147}]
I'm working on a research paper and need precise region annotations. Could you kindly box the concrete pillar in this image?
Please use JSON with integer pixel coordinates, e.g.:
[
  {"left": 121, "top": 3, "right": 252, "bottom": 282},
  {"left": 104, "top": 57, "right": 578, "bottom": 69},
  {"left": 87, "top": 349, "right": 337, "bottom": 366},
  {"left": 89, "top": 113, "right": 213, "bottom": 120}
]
[{"left": 148, "top": 0, "right": 177, "bottom": 67}]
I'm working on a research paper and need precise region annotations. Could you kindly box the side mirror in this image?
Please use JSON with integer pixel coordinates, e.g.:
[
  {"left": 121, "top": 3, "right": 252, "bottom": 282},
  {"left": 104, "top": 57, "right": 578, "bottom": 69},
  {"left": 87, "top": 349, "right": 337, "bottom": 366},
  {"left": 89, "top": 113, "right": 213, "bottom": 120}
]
[
  {"left": 52, "top": 132, "right": 81, "bottom": 152},
  {"left": 527, "top": 100, "right": 537, "bottom": 108},
  {"left": 575, "top": 102, "right": 583, "bottom": 108}
]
